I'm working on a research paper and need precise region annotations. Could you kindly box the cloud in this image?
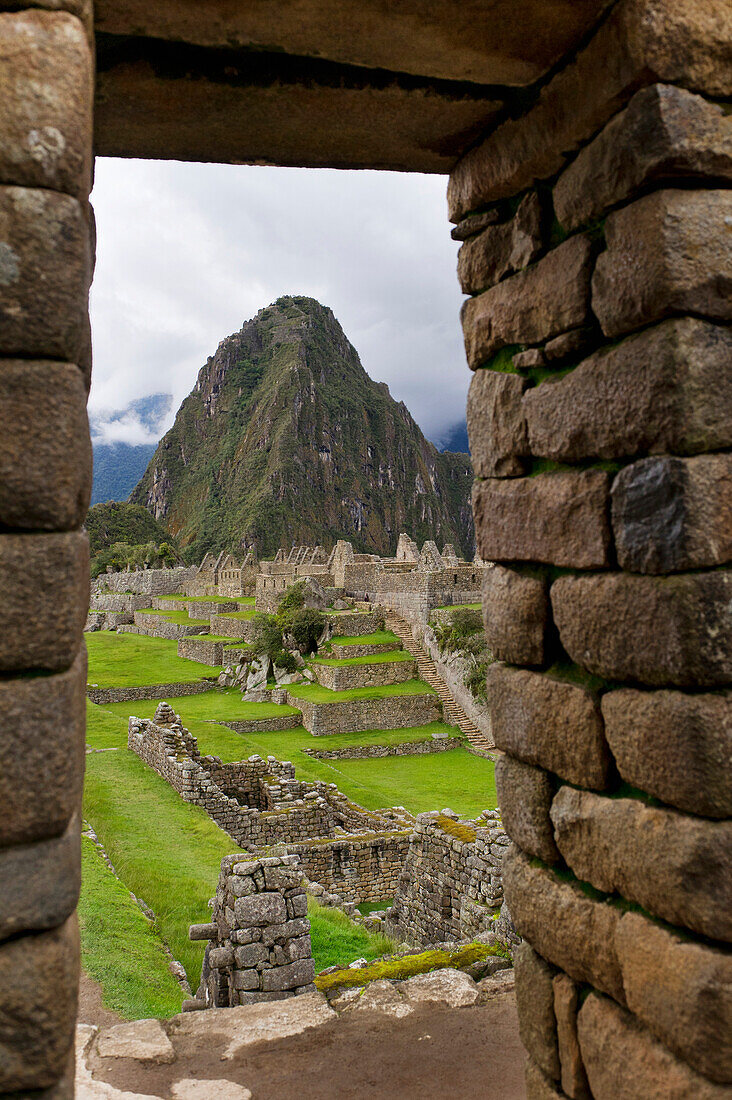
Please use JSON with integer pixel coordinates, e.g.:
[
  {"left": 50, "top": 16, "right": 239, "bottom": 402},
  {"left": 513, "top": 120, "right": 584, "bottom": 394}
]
[{"left": 89, "top": 159, "right": 468, "bottom": 447}]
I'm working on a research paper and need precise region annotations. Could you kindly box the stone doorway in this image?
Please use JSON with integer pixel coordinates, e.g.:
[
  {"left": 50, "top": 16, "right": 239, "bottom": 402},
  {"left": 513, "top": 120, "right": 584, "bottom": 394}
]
[{"left": 0, "top": 0, "right": 730, "bottom": 1095}]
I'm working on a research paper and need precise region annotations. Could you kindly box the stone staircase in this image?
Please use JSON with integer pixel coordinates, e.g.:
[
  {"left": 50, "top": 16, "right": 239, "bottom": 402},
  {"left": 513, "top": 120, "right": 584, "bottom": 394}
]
[{"left": 384, "top": 612, "right": 494, "bottom": 754}]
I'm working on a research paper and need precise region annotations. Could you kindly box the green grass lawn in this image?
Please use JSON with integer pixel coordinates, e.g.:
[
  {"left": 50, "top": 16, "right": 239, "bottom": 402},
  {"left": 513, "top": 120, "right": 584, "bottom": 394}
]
[
  {"left": 435, "top": 602, "right": 482, "bottom": 611},
  {"left": 79, "top": 835, "right": 184, "bottom": 1020},
  {"left": 307, "top": 901, "right": 392, "bottom": 972},
  {"left": 329, "top": 631, "right": 399, "bottom": 647},
  {"left": 97, "top": 688, "right": 300, "bottom": 730},
  {"left": 310, "top": 650, "right": 413, "bottom": 667},
  {"left": 215, "top": 609, "right": 257, "bottom": 620},
  {"left": 85, "top": 632, "right": 221, "bottom": 688},
  {"left": 324, "top": 749, "right": 496, "bottom": 816},
  {"left": 137, "top": 609, "right": 209, "bottom": 626},
  {"left": 287, "top": 678, "right": 435, "bottom": 704}
]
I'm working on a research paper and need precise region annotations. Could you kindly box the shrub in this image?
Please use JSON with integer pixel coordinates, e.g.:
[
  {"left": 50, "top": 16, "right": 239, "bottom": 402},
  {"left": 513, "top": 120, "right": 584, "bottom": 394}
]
[
  {"left": 433, "top": 608, "right": 483, "bottom": 655},
  {"left": 272, "top": 648, "right": 298, "bottom": 674},
  {"left": 277, "top": 581, "right": 307, "bottom": 615},
  {"left": 463, "top": 655, "right": 493, "bottom": 704},
  {"left": 280, "top": 606, "right": 326, "bottom": 655},
  {"left": 249, "top": 614, "right": 284, "bottom": 661}
]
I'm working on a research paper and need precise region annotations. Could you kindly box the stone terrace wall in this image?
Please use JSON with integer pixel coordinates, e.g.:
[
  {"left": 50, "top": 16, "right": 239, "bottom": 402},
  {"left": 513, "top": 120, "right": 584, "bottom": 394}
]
[
  {"left": 89, "top": 593, "right": 153, "bottom": 613},
  {"left": 451, "top": 6, "right": 732, "bottom": 1094},
  {"left": 191, "top": 854, "right": 315, "bottom": 1008},
  {"left": 91, "top": 567, "right": 196, "bottom": 596},
  {"left": 87, "top": 681, "right": 215, "bottom": 705},
  {"left": 131, "top": 612, "right": 208, "bottom": 640},
  {"left": 313, "top": 657, "right": 416, "bottom": 691},
  {"left": 285, "top": 833, "right": 410, "bottom": 904},
  {"left": 210, "top": 615, "right": 259, "bottom": 640},
  {"left": 386, "top": 811, "right": 507, "bottom": 947},
  {"left": 178, "top": 637, "right": 226, "bottom": 666},
  {"left": 329, "top": 611, "right": 384, "bottom": 636},
  {"left": 302, "top": 736, "right": 462, "bottom": 761},
  {"left": 292, "top": 691, "right": 442, "bottom": 736},
  {"left": 223, "top": 714, "right": 305, "bottom": 734}
]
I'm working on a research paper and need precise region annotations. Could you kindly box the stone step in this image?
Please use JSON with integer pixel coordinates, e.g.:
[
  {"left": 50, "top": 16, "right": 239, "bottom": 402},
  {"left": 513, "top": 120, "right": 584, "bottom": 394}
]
[{"left": 384, "top": 613, "right": 493, "bottom": 754}]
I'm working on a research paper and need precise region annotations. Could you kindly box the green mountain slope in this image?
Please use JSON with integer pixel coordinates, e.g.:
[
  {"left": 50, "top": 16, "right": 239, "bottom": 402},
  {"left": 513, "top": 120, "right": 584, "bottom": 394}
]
[
  {"left": 130, "top": 296, "right": 473, "bottom": 560},
  {"left": 86, "top": 501, "right": 172, "bottom": 557}
]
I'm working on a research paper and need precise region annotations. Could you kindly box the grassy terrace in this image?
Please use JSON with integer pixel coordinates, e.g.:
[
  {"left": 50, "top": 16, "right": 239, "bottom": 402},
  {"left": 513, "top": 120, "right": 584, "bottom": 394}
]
[
  {"left": 310, "top": 649, "right": 413, "bottom": 667},
  {"left": 287, "top": 678, "right": 435, "bottom": 704},
  {"left": 79, "top": 835, "right": 183, "bottom": 1020},
  {"left": 98, "top": 688, "right": 300, "bottom": 727},
  {"left": 85, "top": 632, "right": 221, "bottom": 687},
  {"left": 215, "top": 609, "right": 257, "bottom": 620},
  {"left": 137, "top": 609, "right": 209, "bottom": 626},
  {"left": 330, "top": 631, "right": 400, "bottom": 647},
  {"left": 88, "top": 701, "right": 493, "bottom": 817}
]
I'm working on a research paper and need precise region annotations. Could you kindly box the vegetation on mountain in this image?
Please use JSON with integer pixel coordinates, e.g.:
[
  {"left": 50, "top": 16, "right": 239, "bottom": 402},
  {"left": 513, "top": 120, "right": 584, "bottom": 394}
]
[
  {"left": 86, "top": 501, "right": 179, "bottom": 578},
  {"left": 131, "top": 296, "right": 473, "bottom": 560},
  {"left": 91, "top": 443, "right": 157, "bottom": 506}
]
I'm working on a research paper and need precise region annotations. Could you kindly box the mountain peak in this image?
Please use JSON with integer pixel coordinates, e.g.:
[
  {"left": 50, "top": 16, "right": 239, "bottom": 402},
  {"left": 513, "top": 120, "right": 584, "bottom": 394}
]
[{"left": 131, "top": 300, "right": 473, "bottom": 561}]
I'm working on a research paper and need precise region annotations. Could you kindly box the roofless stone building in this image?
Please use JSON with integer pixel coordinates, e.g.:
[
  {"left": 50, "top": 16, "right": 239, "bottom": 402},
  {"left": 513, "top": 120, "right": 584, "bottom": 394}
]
[{"left": 0, "top": 1, "right": 730, "bottom": 1095}]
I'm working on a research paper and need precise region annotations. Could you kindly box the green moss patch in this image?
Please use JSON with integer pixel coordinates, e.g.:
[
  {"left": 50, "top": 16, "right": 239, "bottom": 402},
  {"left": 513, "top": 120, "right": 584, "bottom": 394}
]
[
  {"left": 315, "top": 942, "right": 509, "bottom": 993},
  {"left": 436, "top": 815, "right": 477, "bottom": 843}
]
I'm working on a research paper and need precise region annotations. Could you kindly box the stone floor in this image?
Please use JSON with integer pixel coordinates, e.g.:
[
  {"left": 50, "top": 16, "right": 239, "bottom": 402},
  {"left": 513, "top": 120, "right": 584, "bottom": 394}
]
[{"left": 76, "top": 971, "right": 527, "bottom": 1099}]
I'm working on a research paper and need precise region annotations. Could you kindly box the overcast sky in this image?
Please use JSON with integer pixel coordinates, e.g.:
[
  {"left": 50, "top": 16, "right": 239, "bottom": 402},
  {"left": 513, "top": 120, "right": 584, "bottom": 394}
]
[{"left": 89, "top": 158, "right": 468, "bottom": 448}]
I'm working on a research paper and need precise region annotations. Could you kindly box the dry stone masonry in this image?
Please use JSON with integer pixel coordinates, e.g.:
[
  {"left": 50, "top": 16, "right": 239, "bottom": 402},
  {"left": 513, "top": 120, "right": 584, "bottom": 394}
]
[
  {"left": 386, "top": 810, "right": 512, "bottom": 948},
  {"left": 189, "top": 854, "right": 316, "bottom": 1009},
  {"left": 2, "top": 0, "right": 730, "bottom": 1094},
  {"left": 129, "top": 703, "right": 414, "bottom": 902},
  {"left": 452, "top": 5, "right": 732, "bottom": 1094}
]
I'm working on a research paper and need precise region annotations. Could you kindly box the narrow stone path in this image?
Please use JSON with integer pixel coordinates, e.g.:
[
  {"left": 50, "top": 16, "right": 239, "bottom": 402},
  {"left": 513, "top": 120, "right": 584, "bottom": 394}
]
[{"left": 384, "top": 612, "right": 494, "bottom": 754}]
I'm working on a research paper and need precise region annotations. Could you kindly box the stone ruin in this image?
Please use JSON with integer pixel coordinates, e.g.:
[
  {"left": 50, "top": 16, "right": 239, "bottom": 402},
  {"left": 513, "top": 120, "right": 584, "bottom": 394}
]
[
  {"left": 129, "top": 703, "right": 415, "bottom": 904},
  {"left": 3, "top": 2, "right": 729, "bottom": 1094},
  {"left": 189, "top": 854, "right": 315, "bottom": 1009},
  {"left": 386, "top": 809, "right": 514, "bottom": 949}
]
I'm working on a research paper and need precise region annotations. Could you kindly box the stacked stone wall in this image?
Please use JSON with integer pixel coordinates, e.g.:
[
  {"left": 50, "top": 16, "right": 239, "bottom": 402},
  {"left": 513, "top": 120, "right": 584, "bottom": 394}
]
[
  {"left": 301, "top": 736, "right": 462, "bottom": 761},
  {"left": 285, "top": 834, "right": 410, "bottom": 903},
  {"left": 132, "top": 611, "right": 209, "bottom": 640},
  {"left": 89, "top": 593, "right": 153, "bottom": 613},
  {"left": 223, "top": 714, "right": 304, "bottom": 734},
  {"left": 177, "top": 637, "right": 226, "bottom": 666},
  {"left": 292, "top": 691, "right": 442, "bottom": 736},
  {"left": 85, "top": 610, "right": 133, "bottom": 631},
  {"left": 209, "top": 614, "right": 258, "bottom": 640},
  {"left": 0, "top": 5, "right": 96, "bottom": 1088},
  {"left": 128, "top": 711, "right": 333, "bottom": 848},
  {"left": 386, "top": 812, "right": 507, "bottom": 946},
  {"left": 451, "top": 6, "right": 732, "bottom": 1093},
  {"left": 91, "top": 567, "right": 196, "bottom": 597},
  {"left": 191, "top": 854, "right": 315, "bottom": 1008},
  {"left": 313, "top": 657, "right": 416, "bottom": 691},
  {"left": 86, "top": 681, "right": 215, "bottom": 705}
]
